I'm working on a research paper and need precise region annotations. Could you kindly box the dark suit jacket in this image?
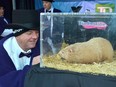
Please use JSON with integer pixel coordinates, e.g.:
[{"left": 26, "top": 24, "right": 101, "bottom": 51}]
[
  {"left": 38, "top": 8, "right": 61, "bottom": 24},
  {"left": 38, "top": 8, "right": 61, "bottom": 18},
  {"left": 0, "top": 34, "right": 37, "bottom": 87},
  {"left": 0, "top": 17, "right": 8, "bottom": 39},
  {"left": 38, "top": 8, "right": 63, "bottom": 44}
]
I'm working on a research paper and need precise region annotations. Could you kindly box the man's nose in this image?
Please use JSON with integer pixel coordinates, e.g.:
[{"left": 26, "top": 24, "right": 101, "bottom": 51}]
[{"left": 32, "top": 32, "right": 39, "bottom": 39}]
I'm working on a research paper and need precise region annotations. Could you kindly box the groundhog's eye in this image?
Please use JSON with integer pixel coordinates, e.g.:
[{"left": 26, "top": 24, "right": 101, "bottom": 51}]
[
  {"left": 62, "top": 51, "right": 64, "bottom": 54},
  {"left": 61, "top": 57, "right": 65, "bottom": 60}
]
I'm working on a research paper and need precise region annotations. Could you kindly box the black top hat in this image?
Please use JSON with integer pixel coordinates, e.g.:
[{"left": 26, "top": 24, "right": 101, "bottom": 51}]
[
  {"left": 5, "top": 10, "right": 40, "bottom": 36},
  {"left": 42, "top": 0, "right": 54, "bottom": 2}
]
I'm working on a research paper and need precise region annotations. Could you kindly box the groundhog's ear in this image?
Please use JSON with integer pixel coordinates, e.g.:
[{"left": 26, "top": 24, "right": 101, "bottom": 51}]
[{"left": 68, "top": 49, "right": 73, "bottom": 53}]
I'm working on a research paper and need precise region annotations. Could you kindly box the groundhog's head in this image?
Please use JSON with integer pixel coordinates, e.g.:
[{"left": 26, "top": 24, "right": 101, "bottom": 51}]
[{"left": 58, "top": 45, "right": 75, "bottom": 61}]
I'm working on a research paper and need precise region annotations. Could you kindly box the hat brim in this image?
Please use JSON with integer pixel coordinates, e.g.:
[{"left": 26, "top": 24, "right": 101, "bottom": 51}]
[{"left": 5, "top": 23, "right": 39, "bottom": 37}]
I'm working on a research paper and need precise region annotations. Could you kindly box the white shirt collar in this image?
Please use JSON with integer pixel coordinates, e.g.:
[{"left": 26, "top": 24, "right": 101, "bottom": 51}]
[{"left": 3, "top": 36, "right": 31, "bottom": 70}]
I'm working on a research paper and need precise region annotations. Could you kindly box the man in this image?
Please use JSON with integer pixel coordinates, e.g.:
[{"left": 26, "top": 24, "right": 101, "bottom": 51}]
[
  {"left": 38, "top": 0, "right": 63, "bottom": 55},
  {"left": 38, "top": 0, "right": 61, "bottom": 16},
  {"left": 0, "top": 10, "right": 40, "bottom": 87},
  {"left": 0, "top": 2, "right": 13, "bottom": 39}
]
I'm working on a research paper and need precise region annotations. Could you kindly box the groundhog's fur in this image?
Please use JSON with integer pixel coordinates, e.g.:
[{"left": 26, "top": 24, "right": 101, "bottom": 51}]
[{"left": 58, "top": 37, "right": 114, "bottom": 64}]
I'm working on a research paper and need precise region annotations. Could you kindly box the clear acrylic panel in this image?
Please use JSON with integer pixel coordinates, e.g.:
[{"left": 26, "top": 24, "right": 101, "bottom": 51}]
[{"left": 40, "top": 13, "right": 116, "bottom": 67}]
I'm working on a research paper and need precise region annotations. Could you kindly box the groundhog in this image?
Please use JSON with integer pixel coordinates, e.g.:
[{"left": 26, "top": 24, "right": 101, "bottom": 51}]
[{"left": 58, "top": 37, "right": 114, "bottom": 64}]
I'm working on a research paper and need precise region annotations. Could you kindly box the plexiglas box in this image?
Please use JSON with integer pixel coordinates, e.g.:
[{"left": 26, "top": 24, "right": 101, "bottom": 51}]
[{"left": 40, "top": 13, "right": 116, "bottom": 76}]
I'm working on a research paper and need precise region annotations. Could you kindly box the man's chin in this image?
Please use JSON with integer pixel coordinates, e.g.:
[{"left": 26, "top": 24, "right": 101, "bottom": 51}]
[{"left": 29, "top": 44, "right": 36, "bottom": 49}]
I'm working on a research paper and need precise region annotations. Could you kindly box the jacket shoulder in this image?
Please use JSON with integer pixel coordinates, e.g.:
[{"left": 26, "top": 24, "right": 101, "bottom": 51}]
[
  {"left": 38, "top": 8, "right": 44, "bottom": 13},
  {"left": 54, "top": 8, "right": 62, "bottom": 12}
]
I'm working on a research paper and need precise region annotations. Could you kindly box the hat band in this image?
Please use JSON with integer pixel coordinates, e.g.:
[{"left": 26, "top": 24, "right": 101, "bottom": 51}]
[{"left": 13, "top": 29, "right": 23, "bottom": 34}]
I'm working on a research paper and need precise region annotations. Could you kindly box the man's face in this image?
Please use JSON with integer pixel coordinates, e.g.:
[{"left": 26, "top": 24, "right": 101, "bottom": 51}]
[
  {"left": 0, "top": 7, "right": 4, "bottom": 16},
  {"left": 43, "top": 1, "right": 51, "bottom": 10},
  {"left": 16, "top": 30, "right": 39, "bottom": 51}
]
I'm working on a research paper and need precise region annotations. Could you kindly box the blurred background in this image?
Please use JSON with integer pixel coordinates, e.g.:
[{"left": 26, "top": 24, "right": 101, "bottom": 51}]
[{"left": 1, "top": 0, "right": 116, "bottom": 22}]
